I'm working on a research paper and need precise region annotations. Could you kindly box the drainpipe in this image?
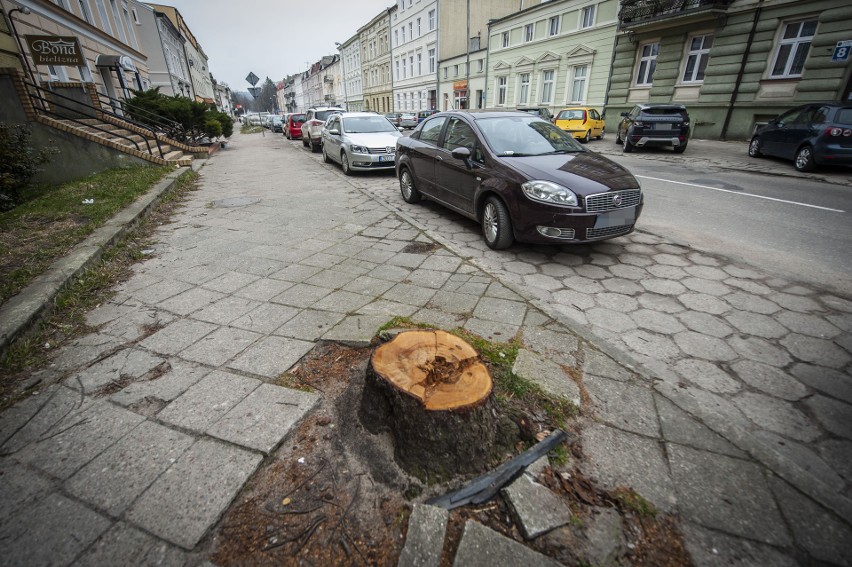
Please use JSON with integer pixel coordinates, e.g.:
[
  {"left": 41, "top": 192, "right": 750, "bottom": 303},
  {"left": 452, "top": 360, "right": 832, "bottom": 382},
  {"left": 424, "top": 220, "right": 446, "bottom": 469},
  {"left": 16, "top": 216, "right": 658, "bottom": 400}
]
[
  {"left": 483, "top": 19, "right": 491, "bottom": 109},
  {"left": 720, "top": 0, "right": 763, "bottom": 140},
  {"left": 603, "top": 33, "right": 620, "bottom": 120}
]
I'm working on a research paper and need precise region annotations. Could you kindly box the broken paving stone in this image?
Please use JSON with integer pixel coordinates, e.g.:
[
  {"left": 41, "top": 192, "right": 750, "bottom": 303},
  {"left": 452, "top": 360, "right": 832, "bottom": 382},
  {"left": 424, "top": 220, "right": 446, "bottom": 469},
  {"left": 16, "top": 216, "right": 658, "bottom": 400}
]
[
  {"left": 397, "top": 504, "right": 448, "bottom": 567},
  {"left": 502, "top": 474, "right": 572, "bottom": 539},
  {"left": 511, "top": 349, "right": 580, "bottom": 407},
  {"left": 452, "top": 520, "right": 562, "bottom": 567}
]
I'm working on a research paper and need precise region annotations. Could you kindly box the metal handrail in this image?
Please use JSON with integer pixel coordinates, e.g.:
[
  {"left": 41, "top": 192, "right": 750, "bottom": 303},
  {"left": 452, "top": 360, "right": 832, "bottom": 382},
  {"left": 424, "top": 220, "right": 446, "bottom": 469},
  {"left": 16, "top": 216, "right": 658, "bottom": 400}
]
[
  {"left": 25, "top": 81, "right": 164, "bottom": 158},
  {"left": 95, "top": 91, "right": 185, "bottom": 140}
]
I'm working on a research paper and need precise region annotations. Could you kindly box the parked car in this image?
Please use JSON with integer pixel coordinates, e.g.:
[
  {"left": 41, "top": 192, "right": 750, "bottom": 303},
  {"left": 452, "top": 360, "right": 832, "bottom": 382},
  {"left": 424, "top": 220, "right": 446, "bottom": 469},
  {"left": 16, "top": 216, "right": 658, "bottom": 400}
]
[
  {"left": 396, "top": 111, "right": 643, "bottom": 249},
  {"left": 285, "top": 113, "right": 305, "bottom": 139},
  {"left": 417, "top": 109, "right": 438, "bottom": 123},
  {"left": 385, "top": 113, "right": 402, "bottom": 127},
  {"left": 748, "top": 102, "right": 852, "bottom": 172},
  {"left": 268, "top": 115, "right": 284, "bottom": 133},
  {"left": 555, "top": 107, "right": 605, "bottom": 143},
  {"left": 517, "top": 107, "right": 554, "bottom": 122},
  {"left": 302, "top": 106, "right": 345, "bottom": 152},
  {"left": 616, "top": 103, "right": 690, "bottom": 153},
  {"left": 321, "top": 112, "right": 402, "bottom": 175},
  {"left": 400, "top": 113, "right": 418, "bottom": 129}
]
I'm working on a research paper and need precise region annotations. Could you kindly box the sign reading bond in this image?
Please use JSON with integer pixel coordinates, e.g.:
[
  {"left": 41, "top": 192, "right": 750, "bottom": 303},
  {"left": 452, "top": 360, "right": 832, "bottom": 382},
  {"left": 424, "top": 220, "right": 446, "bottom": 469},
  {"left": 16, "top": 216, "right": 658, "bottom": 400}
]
[{"left": 25, "top": 35, "right": 85, "bottom": 66}]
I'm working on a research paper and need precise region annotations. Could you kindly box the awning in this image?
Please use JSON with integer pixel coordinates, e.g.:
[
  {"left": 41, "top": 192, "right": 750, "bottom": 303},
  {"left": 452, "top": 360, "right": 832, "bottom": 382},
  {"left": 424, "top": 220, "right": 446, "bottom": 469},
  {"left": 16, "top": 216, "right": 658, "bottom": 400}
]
[{"left": 94, "top": 55, "right": 137, "bottom": 72}]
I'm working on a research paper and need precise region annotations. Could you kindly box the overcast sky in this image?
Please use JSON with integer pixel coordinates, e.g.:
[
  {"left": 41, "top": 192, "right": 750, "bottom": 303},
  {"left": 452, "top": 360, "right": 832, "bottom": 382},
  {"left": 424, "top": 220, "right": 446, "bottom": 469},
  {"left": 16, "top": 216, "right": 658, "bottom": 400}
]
[{"left": 159, "top": 0, "right": 394, "bottom": 91}]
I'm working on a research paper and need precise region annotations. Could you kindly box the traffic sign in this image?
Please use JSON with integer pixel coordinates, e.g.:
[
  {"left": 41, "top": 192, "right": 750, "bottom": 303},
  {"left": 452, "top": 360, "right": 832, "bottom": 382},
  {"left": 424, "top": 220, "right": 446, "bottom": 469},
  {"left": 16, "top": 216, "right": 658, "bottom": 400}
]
[
  {"left": 832, "top": 40, "right": 852, "bottom": 62},
  {"left": 248, "top": 87, "right": 261, "bottom": 98},
  {"left": 245, "top": 71, "right": 259, "bottom": 86}
]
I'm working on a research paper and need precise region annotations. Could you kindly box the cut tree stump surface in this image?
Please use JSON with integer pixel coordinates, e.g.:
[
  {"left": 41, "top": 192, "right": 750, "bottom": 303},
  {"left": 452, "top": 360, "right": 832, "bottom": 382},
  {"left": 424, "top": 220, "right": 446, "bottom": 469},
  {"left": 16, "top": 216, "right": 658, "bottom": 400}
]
[{"left": 370, "top": 330, "right": 492, "bottom": 411}]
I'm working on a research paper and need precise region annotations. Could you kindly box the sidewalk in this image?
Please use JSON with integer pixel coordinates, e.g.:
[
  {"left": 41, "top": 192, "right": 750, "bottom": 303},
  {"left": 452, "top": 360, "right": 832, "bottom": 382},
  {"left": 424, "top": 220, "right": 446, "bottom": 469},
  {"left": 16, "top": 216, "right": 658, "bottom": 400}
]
[{"left": 0, "top": 126, "right": 849, "bottom": 566}]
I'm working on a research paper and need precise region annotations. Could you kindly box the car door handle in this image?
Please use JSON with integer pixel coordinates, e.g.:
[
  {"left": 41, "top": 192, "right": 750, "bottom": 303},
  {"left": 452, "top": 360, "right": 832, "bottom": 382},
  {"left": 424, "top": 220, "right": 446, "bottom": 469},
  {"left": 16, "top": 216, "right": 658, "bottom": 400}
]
[{"left": 436, "top": 156, "right": 444, "bottom": 161}]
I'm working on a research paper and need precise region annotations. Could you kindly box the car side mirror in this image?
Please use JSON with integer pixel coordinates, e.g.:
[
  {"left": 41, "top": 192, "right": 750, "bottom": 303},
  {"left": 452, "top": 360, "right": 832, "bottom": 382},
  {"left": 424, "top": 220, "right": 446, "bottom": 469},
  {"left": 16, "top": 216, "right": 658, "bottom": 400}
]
[
  {"left": 451, "top": 147, "right": 473, "bottom": 168},
  {"left": 398, "top": 127, "right": 404, "bottom": 131},
  {"left": 329, "top": 128, "right": 339, "bottom": 135}
]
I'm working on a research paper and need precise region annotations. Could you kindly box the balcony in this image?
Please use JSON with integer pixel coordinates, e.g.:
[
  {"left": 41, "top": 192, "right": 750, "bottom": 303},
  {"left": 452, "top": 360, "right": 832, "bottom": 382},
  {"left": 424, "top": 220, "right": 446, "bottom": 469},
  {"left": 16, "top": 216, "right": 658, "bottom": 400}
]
[{"left": 618, "top": 0, "right": 733, "bottom": 30}]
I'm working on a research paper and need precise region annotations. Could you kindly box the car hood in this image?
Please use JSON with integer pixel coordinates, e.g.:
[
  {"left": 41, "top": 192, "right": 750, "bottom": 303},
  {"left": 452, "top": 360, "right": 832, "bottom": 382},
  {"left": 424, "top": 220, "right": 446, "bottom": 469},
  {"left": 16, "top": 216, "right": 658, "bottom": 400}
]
[
  {"left": 344, "top": 132, "right": 402, "bottom": 146},
  {"left": 500, "top": 151, "right": 639, "bottom": 194}
]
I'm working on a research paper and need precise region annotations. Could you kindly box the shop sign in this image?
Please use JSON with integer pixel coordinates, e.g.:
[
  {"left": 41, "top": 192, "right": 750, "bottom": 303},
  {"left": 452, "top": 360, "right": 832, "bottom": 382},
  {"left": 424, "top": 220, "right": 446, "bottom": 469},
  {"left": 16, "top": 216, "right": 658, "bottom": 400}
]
[
  {"left": 453, "top": 80, "right": 468, "bottom": 91},
  {"left": 25, "top": 35, "right": 85, "bottom": 66}
]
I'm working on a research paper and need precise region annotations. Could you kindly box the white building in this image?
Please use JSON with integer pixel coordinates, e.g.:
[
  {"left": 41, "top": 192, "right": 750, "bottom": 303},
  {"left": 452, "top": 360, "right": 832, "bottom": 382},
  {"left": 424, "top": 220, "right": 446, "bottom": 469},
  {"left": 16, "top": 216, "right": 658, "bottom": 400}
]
[
  {"left": 337, "top": 33, "right": 363, "bottom": 111},
  {"left": 391, "top": 0, "right": 438, "bottom": 112}
]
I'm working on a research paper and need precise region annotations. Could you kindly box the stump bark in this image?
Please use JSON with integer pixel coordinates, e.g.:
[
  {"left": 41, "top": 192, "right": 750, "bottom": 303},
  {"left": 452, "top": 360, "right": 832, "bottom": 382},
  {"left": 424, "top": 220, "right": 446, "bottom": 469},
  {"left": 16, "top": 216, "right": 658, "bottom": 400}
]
[{"left": 359, "top": 330, "right": 503, "bottom": 482}]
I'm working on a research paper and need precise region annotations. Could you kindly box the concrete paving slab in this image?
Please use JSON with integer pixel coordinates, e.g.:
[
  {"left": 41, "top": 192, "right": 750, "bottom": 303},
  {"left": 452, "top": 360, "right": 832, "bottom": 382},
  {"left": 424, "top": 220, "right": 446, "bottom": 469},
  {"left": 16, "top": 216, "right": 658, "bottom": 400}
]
[
  {"left": 323, "top": 314, "right": 389, "bottom": 346},
  {"left": 585, "top": 376, "right": 659, "bottom": 437},
  {"left": 512, "top": 349, "right": 580, "bottom": 406},
  {"left": 274, "top": 308, "right": 346, "bottom": 341},
  {"left": 452, "top": 520, "right": 562, "bottom": 567},
  {"left": 270, "top": 282, "right": 333, "bottom": 308},
  {"left": 0, "top": 385, "right": 91, "bottom": 450},
  {"left": 397, "top": 503, "right": 448, "bottom": 567},
  {"left": 668, "top": 443, "right": 790, "bottom": 546},
  {"left": 729, "top": 360, "right": 809, "bottom": 401},
  {"left": 0, "top": 458, "right": 54, "bottom": 519},
  {"left": 158, "top": 287, "right": 227, "bottom": 316},
  {"left": 0, "top": 492, "right": 111, "bottom": 565},
  {"left": 49, "top": 333, "right": 126, "bottom": 373},
  {"left": 805, "top": 395, "right": 852, "bottom": 439},
  {"left": 156, "top": 370, "right": 260, "bottom": 434},
  {"left": 582, "top": 424, "right": 676, "bottom": 512},
  {"left": 733, "top": 392, "right": 820, "bottom": 442},
  {"left": 109, "top": 358, "right": 209, "bottom": 408},
  {"left": 502, "top": 474, "right": 572, "bottom": 539},
  {"left": 139, "top": 318, "right": 218, "bottom": 356},
  {"left": 673, "top": 359, "right": 741, "bottom": 394},
  {"left": 126, "top": 438, "right": 262, "bottom": 550},
  {"left": 655, "top": 395, "right": 747, "bottom": 458},
  {"left": 66, "top": 348, "right": 166, "bottom": 393},
  {"left": 207, "top": 383, "right": 318, "bottom": 454},
  {"left": 75, "top": 521, "right": 189, "bottom": 567},
  {"left": 227, "top": 335, "right": 315, "bottom": 378},
  {"left": 179, "top": 326, "right": 262, "bottom": 366},
  {"left": 65, "top": 420, "right": 194, "bottom": 515},
  {"left": 680, "top": 522, "right": 797, "bottom": 567},
  {"left": 15, "top": 399, "right": 145, "bottom": 480}
]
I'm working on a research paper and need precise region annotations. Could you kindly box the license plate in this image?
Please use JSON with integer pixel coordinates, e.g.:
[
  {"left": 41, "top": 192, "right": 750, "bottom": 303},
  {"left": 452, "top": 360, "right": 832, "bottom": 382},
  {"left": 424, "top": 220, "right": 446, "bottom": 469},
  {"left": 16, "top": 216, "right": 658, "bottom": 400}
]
[
  {"left": 654, "top": 123, "right": 672, "bottom": 130},
  {"left": 594, "top": 206, "right": 636, "bottom": 229},
  {"left": 379, "top": 155, "right": 394, "bottom": 162}
]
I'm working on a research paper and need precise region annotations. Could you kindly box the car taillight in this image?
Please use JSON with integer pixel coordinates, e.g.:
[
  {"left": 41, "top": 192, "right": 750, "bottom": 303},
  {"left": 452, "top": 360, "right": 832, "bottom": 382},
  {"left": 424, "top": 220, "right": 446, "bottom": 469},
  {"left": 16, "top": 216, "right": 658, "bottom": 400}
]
[
  {"left": 634, "top": 120, "right": 644, "bottom": 127},
  {"left": 827, "top": 127, "right": 852, "bottom": 137}
]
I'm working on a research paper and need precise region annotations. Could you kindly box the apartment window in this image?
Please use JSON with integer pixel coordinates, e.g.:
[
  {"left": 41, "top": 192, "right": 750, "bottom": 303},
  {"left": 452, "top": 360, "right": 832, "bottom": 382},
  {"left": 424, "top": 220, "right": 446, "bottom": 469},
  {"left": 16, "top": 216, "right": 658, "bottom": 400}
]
[
  {"left": 540, "top": 69, "right": 555, "bottom": 103},
  {"left": 417, "top": 53, "right": 422, "bottom": 75},
  {"left": 131, "top": 7, "right": 139, "bottom": 24},
  {"left": 395, "top": 30, "right": 399, "bottom": 46},
  {"left": 518, "top": 73, "right": 530, "bottom": 104},
  {"left": 121, "top": 2, "right": 137, "bottom": 49},
  {"left": 682, "top": 34, "right": 713, "bottom": 83},
  {"left": 94, "top": 0, "right": 112, "bottom": 34},
  {"left": 109, "top": 0, "right": 126, "bottom": 43},
  {"left": 525, "top": 24, "right": 534, "bottom": 42},
  {"left": 477, "top": 59, "right": 484, "bottom": 72},
  {"left": 429, "top": 9, "right": 436, "bottom": 30},
  {"left": 402, "top": 27, "right": 406, "bottom": 43},
  {"left": 429, "top": 48, "right": 436, "bottom": 72},
  {"left": 395, "top": 60, "right": 400, "bottom": 80},
  {"left": 770, "top": 19, "right": 816, "bottom": 78},
  {"left": 497, "top": 76, "right": 507, "bottom": 105},
  {"left": 549, "top": 16, "right": 559, "bottom": 37},
  {"left": 581, "top": 5, "right": 596, "bottom": 29},
  {"left": 417, "top": 18, "right": 421, "bottom": 36},
  {"left": 453, "top": 65, "right": 459, "bottom": 77},
  {"left": 636, "top": 42, "right": 659, "bottom": 85},
  {"left": 78, "top": 0, "right": 94, "bottom": 24},
  {"left": 501, "top": 32, "right": 509, "bottom": 48},
  {"left": 443, "top": 67, "right": 448, "bottom": 79},
  {"left": 409, "top": 23, "right": 413, "bottom": 40},
  {"left": 410, "top": 56, "right": 414, "bottom": 77},
  {"left": 53, "top": 0, "right": 72, "bottom": 9},
  {"left": 569, "top": 65, "right": 588, "bottom": 102}
]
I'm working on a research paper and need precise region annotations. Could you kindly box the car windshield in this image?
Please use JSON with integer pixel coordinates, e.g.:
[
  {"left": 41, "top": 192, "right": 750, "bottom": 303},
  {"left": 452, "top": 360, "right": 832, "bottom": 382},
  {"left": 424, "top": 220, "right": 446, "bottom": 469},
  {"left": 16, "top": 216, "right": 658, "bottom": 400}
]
[
  {"left": 476, "top": 116, "right": 584, "bottom": 156},
  {"left": 557, "top": 110, "right": 585, "bottom": 120},
  {"left": 343, "top": 116, "right": 398, "bottom": 133}
]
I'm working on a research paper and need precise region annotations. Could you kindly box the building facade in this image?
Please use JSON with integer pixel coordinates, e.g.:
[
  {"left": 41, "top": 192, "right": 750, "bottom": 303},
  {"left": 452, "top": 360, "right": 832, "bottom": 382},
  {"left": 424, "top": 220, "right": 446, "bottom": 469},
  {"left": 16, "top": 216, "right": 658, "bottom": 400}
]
[
  {"left": 607, "top": 0, "right": 852, "bottom": 140},
  {"left": 135, "top": 3, "right": 191, "bottom": 97},
  {"left": 391, "top": 0, "right": 437, "bottom": 112},
  {"left": 359, "top": 7, "right": 393, "bottom": 113},
  {"left": 147, "top": 3, "right": 214, "bottom": 104},
  {"left": 484, "top": 0, "right": 619, "bottom": 116},
  {"left": 1, "top": 0, "right": 150, "bottom": 99},
  {"left": 436, "top": 0, "right": 519, "bottom": 110},
  {"left": 337, "top": 33, "right": 363, "bottom": 111}
]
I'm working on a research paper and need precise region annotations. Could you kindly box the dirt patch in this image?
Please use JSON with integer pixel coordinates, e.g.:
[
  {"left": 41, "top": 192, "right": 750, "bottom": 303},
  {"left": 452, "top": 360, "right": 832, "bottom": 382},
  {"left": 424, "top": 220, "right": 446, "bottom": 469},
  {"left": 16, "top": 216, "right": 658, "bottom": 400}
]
[
  {"left": 401, "top": 241, "right": 442, "bottom": 254},
  {"left": 209, "top": 342, "right": 692, "bottom": 566}
]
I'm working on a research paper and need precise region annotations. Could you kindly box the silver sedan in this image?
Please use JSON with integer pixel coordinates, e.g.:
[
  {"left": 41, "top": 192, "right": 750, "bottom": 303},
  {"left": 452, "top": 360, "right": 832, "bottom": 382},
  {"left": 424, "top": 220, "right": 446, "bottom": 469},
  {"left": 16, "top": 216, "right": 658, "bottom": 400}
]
[{"left": 321, "top": 113, "right": 403, "bottom": 175}]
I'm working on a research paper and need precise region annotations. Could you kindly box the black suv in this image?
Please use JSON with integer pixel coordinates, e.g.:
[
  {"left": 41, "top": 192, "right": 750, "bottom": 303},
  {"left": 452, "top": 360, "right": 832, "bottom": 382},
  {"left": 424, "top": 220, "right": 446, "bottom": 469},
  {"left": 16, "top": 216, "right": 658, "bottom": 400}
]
[{"left": 616, "top": 104, "right": 690, "bottom": 153}]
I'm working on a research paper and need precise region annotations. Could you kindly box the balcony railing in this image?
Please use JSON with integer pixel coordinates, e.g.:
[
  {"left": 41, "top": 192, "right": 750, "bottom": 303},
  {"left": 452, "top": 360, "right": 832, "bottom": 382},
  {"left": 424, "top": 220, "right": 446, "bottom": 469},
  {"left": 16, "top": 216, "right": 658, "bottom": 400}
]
[{"left": 619, "top": 0, "right": 733, "bottom": 29}]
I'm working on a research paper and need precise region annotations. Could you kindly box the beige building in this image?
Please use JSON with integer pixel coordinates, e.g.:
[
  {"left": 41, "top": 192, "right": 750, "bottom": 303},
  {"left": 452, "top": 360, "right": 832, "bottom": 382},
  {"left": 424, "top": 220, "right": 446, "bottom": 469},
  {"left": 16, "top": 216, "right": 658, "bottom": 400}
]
[
  {"left": 359, "top": 6, "right": 393, "bottom": 113},
  {"left": 1, "top": 0, "right": 150, "bottom": 99}
]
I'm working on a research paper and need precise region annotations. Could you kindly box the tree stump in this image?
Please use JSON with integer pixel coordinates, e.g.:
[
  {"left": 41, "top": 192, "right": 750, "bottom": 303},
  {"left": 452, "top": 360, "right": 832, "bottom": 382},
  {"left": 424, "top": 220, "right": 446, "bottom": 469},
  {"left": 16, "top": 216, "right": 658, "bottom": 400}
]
[{"left": 359, "top": 330, "right": 503, "bottom": 482}]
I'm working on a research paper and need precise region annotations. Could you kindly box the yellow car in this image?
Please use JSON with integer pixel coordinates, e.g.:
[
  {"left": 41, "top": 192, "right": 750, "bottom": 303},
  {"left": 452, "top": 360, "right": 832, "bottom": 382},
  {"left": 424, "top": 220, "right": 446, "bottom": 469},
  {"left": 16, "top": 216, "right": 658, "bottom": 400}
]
[{"left": 555, "top": 107, "right": 605, "bottom": 143}]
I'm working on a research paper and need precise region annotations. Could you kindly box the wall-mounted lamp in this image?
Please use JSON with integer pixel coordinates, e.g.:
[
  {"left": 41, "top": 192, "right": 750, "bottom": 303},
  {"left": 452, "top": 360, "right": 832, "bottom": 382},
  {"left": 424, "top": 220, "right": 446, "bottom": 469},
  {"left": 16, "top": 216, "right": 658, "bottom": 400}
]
[{"left": 7, "top": 6, "right": 35, "bottom": 82}]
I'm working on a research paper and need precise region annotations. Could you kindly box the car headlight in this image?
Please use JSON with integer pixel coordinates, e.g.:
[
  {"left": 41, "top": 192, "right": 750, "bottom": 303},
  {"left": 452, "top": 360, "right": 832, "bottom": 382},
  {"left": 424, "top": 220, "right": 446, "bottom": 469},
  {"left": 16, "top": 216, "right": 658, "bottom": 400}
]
[
  {"left": 350, "top": 145, "right": 367, "bottom": 154},
  {"left": 521, "top": 180, "right": 578, "bottom": 207}
]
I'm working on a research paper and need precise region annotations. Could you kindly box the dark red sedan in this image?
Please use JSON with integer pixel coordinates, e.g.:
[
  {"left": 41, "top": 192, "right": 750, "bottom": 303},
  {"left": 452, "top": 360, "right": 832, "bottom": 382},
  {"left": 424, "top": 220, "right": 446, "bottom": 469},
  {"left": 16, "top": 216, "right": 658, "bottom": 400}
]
[{"left": 395, "top": 111, "right": 643, "bottom": 249}]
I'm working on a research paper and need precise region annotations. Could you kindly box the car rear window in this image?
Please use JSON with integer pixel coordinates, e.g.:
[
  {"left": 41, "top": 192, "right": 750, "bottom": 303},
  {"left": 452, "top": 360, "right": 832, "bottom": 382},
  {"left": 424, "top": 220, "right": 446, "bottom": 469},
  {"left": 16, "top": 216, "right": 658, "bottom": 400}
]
[
  {"left": 291, "top": 114, "right": 305, "bottom": 123},
  {"left": 643, "top": 107, "right": 686, "bottom": 118},
  {"left": 314, "top": 110, "right": 341, "bottom": 121},
  {"left": 836, "top": 108, "right": 852, "bottom": 125},
  {"left": 557, "top": 110, "right": 585, "bottom": 120}
]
